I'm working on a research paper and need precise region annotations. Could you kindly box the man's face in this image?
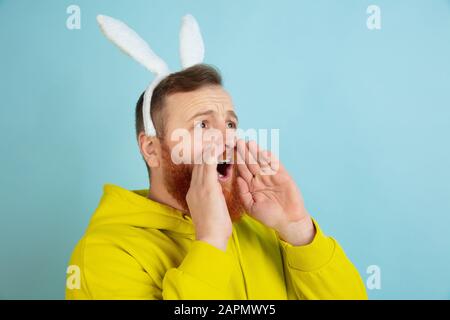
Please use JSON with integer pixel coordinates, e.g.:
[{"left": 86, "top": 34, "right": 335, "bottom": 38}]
[{"left": 158, "top": 85, "right": 244, "bottom": 221}]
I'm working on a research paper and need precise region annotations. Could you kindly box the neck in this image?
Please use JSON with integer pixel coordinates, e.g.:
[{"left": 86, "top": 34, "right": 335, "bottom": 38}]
[{"left": 146, "top": 176, "right": 188, "bottom": 213}]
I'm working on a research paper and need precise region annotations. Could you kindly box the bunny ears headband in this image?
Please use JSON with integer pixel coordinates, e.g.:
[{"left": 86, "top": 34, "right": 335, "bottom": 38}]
[{"left": 96, "top": 14, "right": 205, "bottom": 136}]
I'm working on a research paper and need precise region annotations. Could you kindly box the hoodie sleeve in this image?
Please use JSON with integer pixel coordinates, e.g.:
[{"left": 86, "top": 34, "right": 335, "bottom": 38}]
[
  {"left": 162, "top": 240, "right": 235, "bottom": 299},
  {"left": 277, "top": 219, "right": 368, "bottom": 300}
]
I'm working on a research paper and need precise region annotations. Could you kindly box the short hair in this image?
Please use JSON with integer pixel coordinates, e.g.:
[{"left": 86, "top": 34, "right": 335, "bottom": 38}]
[{"left": 135, "top": 64, "right": 222, "bottom": 139}]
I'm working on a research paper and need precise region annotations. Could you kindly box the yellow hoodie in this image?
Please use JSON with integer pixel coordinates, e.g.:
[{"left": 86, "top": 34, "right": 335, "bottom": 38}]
[{"left": 66, "top": 184, "right": 367, "bottom": 300}]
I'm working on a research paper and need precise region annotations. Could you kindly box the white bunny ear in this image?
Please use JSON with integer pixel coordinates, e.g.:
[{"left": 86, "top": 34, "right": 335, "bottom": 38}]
[
  {"left": 179, "top": 14, "right": 205, "bottom": 69},
  {"left": 97, "top": 14, "right": 170, "bottom": 76}
]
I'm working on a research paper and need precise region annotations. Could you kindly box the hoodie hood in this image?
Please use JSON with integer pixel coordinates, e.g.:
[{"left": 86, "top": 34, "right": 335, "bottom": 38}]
[{"left": 87, "top": 184, "right": 195, "bottom": 236}]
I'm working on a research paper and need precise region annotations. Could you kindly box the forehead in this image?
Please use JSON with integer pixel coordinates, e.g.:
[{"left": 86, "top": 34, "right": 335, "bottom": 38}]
[{"left": 164, "top": 85, "right": 234, "bottom": 118}]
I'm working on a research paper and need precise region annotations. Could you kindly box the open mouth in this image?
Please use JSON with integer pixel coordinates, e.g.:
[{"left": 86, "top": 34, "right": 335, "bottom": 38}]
[{"left": 216, "top": 159, "right": 232, "bottom": 181}]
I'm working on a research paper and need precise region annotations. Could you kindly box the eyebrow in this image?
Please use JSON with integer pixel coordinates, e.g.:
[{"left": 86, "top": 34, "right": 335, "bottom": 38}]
[{"left": 187, "top": 109, "right": 239, "bottom": 123}]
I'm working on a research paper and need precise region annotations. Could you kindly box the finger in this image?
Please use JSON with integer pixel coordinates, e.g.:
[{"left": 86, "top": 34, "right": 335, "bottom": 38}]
[
  {"left": 247, "top": 139, "right": 260, "bottom": 162},
  {"left": 258, "top": 150, "right": 271, "bottom": 168},
  {"left": 246, "top": 140, "right": 263, "bottom": 175},
  {"left": 264, "top": 150, "right": 281, "bottom": 173},
  {"left": 237, "top": 139, "right": 260, "bottom": 176},
  {"left": 192, "top": 144, "right": 214, "bottom": 183},
  {"left": 190, "top": 163, "right": 202, "bottom": 185},
  {"left": 259, "top": 150, "right": 276, "bottom": 175},
  {"left": 247, "top": 140, "right": 274, "bottom": 168},
  {"left": 236, "top": 146, "right": 253, "bottom": 183},
  {"left": 202, "top": 143, "right": 219, "bottom": 184}
]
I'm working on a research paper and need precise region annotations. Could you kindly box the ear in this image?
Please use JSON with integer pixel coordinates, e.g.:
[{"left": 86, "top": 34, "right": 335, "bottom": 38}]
[{"left": 138, "top": 132, "right": 161, "bottom": 168}]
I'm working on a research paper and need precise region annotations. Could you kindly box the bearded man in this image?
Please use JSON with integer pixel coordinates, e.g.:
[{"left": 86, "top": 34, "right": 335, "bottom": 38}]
[{"left": 66, "top": 64, "right": 367, "bottom": 300}]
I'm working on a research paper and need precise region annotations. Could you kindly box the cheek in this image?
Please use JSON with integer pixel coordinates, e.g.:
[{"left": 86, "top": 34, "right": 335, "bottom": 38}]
[{"left": 166, "top": 126, "right": 198, "bottom": 164}]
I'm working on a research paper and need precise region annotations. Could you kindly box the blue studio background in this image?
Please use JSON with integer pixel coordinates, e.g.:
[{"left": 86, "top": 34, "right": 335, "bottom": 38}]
[{"left": 1, "top": 0, "right": 449, "bottom": 299}]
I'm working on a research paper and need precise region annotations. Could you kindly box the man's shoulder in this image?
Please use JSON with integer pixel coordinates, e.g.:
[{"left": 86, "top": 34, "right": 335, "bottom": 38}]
[
  {"left": 68, "top": 223, "right": 182, "bottom": 282},
  {"left": 81, "top": 223, "right": 176, "bottom": 252}
]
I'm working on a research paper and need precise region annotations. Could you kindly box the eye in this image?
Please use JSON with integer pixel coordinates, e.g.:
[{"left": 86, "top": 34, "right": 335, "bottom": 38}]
[
  {"left": 226, "top": 121, "right": 236, "bottom": 129},
  {"left": 194, "top": 120, "right": 207, "bottom": 129}
]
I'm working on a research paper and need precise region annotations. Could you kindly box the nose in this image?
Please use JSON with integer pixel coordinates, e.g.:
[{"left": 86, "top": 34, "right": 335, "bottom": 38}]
[
  {"left": 222, "top": 128, "right": 237, "bottom": 162},
  {"left": 204, "top": 128, "right": 236, "bottom": 162}
]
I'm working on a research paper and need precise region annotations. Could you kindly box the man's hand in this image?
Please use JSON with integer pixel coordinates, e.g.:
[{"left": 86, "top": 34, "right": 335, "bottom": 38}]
[
  {"left": 186, "top": 144, "right": 232, "bottom": 252},
  {"left": 236, "top": 139, "right": 316, "bottom": 246}
]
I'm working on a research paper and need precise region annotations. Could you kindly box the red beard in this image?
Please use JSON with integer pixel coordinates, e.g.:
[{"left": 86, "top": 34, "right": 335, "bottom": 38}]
[{"left": 161, "top": 143, "right": 244, "bottom": 222}]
